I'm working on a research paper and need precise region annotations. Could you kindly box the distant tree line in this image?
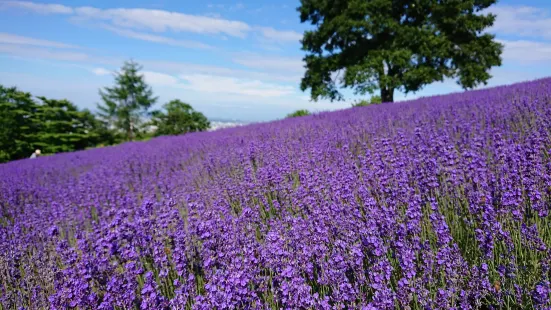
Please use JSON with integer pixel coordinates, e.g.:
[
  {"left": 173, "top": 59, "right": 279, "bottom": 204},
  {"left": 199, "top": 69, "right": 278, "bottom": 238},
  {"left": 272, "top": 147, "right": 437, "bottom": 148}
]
[{"left": 0, "top": 60, "right": 210, "bottom": 163}]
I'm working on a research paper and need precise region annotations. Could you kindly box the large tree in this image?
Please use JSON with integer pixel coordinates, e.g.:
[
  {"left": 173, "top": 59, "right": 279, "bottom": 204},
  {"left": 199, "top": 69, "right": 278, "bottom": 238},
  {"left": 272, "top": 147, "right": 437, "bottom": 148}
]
[
  {"left": 0, "top": 86, "right": 40, "bottom": 162},
  {"left": 0, "top": 85, "right": 106, "bottom": 163},
  {"left": 150, "top": 100, "right": 210, "bottom": 137},
  {"left": 97, "top": 60, "right": 157, "bottom": 141},
  {"left": 298, "top": 0, "right": 503, "bottom": 103},
  {"left": 34, "top": 97, "right": 102, "bottom": 154}
]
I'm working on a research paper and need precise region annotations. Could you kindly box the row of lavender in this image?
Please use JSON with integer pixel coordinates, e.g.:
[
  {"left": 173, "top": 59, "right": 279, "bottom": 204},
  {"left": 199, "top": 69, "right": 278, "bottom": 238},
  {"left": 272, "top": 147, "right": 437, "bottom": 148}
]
[{"left": 1, "top": 78, "right": 551, "bottom": 309}]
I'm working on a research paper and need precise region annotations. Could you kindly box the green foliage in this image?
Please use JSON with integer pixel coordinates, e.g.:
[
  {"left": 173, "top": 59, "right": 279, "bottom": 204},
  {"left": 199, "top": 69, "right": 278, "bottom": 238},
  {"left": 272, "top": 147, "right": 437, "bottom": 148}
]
[
  {"left": 91, "top": 121, "right": 120, "bottom": 147},
  {"left": 298, "top": 0, "right": 503, "bottom": 103},
  {"left": 0, "top": 85, "right": 39, "bottom": 162},
  {"left": 150, "top": 100, "right": 210, "bottom": 137},
  {"left": 33, "top": 97, "right": 101, "bottom": 154},
  {"left": 352, "top": 95, "right": 382, "bottom": 107},
  {"left": 97, "top": 60, "right": 158, "bottom": 141},
  {"left": 0, "top": 85, "right": 107, "bottom": 163},
  {"left": 286, "top": 109, "right": 311, "bottom": 118}
]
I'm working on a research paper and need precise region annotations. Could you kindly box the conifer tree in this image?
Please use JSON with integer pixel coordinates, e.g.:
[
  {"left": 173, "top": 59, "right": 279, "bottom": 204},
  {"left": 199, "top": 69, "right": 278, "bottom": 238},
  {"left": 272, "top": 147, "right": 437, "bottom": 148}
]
[{"left": 97, "top": 60, "right": 157, "bottom": 141}]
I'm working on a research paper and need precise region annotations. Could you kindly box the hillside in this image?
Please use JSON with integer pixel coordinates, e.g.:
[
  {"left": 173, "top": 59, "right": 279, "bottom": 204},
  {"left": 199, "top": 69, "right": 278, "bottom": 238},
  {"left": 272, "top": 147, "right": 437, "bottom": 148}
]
[{"left": 1, "top": 78, "right": 551, "bottom": 309}]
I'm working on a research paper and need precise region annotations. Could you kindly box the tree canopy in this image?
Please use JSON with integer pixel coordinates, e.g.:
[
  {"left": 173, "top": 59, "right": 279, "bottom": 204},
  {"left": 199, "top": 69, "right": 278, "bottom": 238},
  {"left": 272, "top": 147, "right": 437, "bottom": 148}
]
[
  {"left": 32, "top": 97, "right": 102, "bottom": 154},
  {"left": 0, "top": 86, "right": 106, "bottom": 163},
  {"left": 97, "top": 60, "right": 157, "bottom": 141},
  {"left": 150, "top": 100, "right": 210, "bottom": 137},
  {"left": 298, "top": 0, "right": 503, "bottom": 103},
  {"left": 0, "top": 60, "right": 212, "bottom": 163},
  {"left": 0, "top": 86, "right": 38, "bottom": 162}
]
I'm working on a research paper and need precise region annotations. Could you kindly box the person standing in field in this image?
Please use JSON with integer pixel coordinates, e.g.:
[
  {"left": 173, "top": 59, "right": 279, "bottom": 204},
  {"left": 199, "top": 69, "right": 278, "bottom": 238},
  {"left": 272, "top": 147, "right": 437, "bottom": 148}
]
[{"left": 30, "top": 149, "right": 41, "bottom": 159}]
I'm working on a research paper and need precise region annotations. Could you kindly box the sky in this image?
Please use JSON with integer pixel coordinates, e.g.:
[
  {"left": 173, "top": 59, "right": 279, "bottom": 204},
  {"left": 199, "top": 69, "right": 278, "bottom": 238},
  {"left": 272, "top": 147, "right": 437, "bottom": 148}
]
[{"left": 0, "top": 0, "right": 550, "bottom": 122}]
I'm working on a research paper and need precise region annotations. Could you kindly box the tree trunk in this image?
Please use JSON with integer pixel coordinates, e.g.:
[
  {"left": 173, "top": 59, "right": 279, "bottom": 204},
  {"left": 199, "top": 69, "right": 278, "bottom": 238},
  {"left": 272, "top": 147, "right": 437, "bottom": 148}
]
[
  {"left": 127, "top": 121, "right": 134, "bottom": 141},
  {"left": 381, "top": 87, "right": 394, "bottom": 103}
]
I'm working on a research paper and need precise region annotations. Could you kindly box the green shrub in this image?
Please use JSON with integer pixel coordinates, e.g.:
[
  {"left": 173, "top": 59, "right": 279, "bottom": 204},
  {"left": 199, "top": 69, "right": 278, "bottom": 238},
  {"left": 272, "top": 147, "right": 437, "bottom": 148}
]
[
  {"left": 286, "top": 109, "right": 311, "bottom": 118},
  {"left": 351, "top": 95, "right": 382, "bottom": 107}
]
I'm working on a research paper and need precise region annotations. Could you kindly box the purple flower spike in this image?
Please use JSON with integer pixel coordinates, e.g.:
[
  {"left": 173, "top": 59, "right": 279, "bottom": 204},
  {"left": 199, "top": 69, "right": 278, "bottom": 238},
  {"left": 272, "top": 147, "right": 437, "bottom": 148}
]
[{"left": 2, "top": 78, "right": 551, "bottom": 309}]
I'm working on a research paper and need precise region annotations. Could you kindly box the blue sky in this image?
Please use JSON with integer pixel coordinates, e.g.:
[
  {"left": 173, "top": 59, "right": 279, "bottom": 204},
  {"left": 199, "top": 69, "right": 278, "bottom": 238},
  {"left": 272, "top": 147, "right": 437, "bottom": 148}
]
[{"left": 0, "top": 0, "right": 550, "bottom": 122}]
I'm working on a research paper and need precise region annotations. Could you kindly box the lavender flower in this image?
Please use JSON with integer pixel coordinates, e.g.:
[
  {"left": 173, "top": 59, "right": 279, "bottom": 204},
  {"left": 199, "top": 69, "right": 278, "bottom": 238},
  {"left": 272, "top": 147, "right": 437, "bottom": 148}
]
[{"left": 1, "top": 78, "right": 551, "bottom": 308}]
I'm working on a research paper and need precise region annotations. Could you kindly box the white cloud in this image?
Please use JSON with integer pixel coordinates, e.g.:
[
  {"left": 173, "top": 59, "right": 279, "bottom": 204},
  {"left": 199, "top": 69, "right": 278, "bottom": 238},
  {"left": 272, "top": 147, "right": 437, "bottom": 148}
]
[
  {"left": 73, "top": 6, "right": 251, "bottom": 38},
  {"left": 2, "top": 1, "right": 73, "bottom": 14},
  {"left": 0, "top": 44, "right": 89, "bottom": 61},
  {"left": 0, "top": 43, "right": 301, "bottom": 84},
  {"left": 178, "top": 74, "right": 295, "bottom": 97},
  {"left": 91, "top": 67, "right": 111, "bottom": 76},
  {"left": 91, "top": 67, "right": 297, "bottom": 98},
  {"left": 499, "top": 39, "right": 551, "bottom": 63},
  {"left": 100, "top": 25, "right": 213, "bottom": 49},
  {"left": 257, "top": 26, "right": 302, "bottom": 43},
  {"left": 0, "top": 32, "right": 79, "bottom": 49},
  {"left": 4, "top": 1, "right": 301, "bottom": 43},
  {"left": 73, "top": 6, "right": 102, "bottom": 17},
  {"left": 232, "top": 53, "right": 304, "bottom": 73},
  {"left": 6, "top": 2, "right": 250, "bottom": 37},
  {"left": 0, "top": 69, "right": 345, "bottom": 121},
  {"left": 141, "top": 60, "right": 301, "bottom": 83},
  {"left": 142, "top": 71, "right": 179, "bottom": 86},
  {"left": 487, "top": 5, "right": 551, "bottom": 40}
]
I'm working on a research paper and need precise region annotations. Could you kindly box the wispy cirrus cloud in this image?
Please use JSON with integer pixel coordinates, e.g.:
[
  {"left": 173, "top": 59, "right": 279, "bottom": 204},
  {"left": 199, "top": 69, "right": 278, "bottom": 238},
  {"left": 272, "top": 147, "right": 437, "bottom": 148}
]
[
  {"left": 232, "top": 53, "right": 304, "bottom": 74},
  {"left": 0, "top": 43, "right": 89, "bottom": 61},
  {"left": 1, "top": 1, "right": 73, "bottom": 14},
  {"left": 91, "top": 67, "right": 111, "bottom": 76},
  {"left": 256, "top": 27, "right": 302, "bottom": 43},
  {"left": 74, "top": 7, "right": 251, "bottom": 37},
  {"left": 0, "top": 40, "right": 299, "bottom": 98},
  {"left": 488, "top": 5, "right": 551, "bottom": 40},
  {"left": 178, "top": 74, "right": 295, "bottom": 97},
  {"left": 481, "top": 5, "right": 551, "bottom": 64},
  {"left": 142, "top": 71, "right": 180, "bottom": 87},
  {"left": 498, "top": 39, "right": 551, "bottom": 63},
  {"left": 3, "top": 1, "right": 302, "bottom": 44},
  {"left": 0, "top": 32, "right": 79, "bottom": 48},
  {"left": 97, "top": 68, "right": 297, "bottom": 97},
  {"left": 100, "top": 25, "right": 214, "bottom": 49},
  {"left": 4, "top": 1, "right": 250, "bottom": 37},
  {"left": 139, "top": 60, "right": 301, "bottom": 83},
  {"left": 0, "top": 39, "right": 303, "bottom": 85}
]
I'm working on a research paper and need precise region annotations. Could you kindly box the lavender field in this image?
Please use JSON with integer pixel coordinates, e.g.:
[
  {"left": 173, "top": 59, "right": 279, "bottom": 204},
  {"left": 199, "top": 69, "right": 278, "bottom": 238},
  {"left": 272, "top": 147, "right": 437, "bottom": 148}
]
[{"left": 2, "top": 78, "right": 551, "bottom": 309}]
